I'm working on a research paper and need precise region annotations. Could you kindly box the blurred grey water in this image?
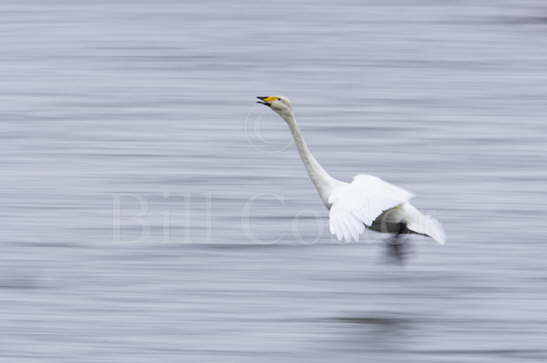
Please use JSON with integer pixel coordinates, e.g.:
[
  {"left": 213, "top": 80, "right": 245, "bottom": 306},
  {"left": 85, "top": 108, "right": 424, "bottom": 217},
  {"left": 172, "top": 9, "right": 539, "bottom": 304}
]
[{"left": 2, "top": 0, "right": 547, "bottom": 362}]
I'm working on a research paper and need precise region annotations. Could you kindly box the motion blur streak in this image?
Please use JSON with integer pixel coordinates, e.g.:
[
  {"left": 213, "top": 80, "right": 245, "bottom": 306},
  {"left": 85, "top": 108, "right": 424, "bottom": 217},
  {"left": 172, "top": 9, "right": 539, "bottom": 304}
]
[{"left": 1, "top": 1, "right": 547, "bottom": 362}]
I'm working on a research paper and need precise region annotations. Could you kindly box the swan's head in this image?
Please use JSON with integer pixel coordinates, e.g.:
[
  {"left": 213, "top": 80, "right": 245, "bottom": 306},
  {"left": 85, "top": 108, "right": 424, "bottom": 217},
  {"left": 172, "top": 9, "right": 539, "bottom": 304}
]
[{"left": 256, "top": 96, "right": 293, "bottom": 118}]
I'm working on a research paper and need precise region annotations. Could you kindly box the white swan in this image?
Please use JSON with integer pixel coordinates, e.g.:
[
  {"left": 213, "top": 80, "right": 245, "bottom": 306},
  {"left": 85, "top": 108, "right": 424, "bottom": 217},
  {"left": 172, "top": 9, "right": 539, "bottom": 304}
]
[{"left": 257, "top": 96, "right": 446, "bottom": 248}]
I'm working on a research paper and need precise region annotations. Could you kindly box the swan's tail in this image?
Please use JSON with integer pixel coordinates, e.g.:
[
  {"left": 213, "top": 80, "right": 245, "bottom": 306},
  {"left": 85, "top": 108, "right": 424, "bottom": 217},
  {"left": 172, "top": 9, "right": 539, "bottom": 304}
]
[{"left": 407, "top": 214, "right": 446, "bottom": 245}]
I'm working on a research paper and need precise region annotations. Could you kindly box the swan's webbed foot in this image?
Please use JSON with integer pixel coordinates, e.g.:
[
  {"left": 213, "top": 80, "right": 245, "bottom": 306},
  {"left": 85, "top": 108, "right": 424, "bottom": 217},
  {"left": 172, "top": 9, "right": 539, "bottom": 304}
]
[{"left": 385, "top": 224, "right": 411, "bottom": 263}]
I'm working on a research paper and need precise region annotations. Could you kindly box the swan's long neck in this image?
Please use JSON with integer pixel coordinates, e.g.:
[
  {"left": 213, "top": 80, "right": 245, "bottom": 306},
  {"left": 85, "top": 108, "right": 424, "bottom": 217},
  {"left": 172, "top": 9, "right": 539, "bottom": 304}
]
[{"left": 281, "top": 111, "right": 339, "bottom": 205}]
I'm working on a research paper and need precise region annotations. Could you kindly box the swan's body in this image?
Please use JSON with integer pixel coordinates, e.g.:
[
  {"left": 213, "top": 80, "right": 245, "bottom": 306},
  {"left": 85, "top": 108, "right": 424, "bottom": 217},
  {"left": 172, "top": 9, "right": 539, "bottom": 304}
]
[{"left": 257, "top": 96, "right": 446, "bottom": 245}]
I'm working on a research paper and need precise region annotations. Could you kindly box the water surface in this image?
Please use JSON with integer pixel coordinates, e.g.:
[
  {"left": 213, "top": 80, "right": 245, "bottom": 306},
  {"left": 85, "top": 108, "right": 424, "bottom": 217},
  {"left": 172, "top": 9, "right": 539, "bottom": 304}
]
[{"left": 1, "top": 1, "right": 547, "bottom": 362}]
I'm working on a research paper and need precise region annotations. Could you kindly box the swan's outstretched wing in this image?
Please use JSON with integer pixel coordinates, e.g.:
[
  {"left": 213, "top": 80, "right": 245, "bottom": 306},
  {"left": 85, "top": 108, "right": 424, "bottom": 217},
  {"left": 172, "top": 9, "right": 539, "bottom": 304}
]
[
  {"left": 328, "top": 174, "right": 414, "bottom": 242},
  {"left": 405, "top": 207, "right": 446, "bottom": 244}
]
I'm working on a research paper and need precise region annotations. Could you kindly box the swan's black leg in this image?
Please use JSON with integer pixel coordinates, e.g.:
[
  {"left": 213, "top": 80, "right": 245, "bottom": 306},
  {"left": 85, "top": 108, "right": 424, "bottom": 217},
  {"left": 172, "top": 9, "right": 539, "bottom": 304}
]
[{"left": 386, "top": 224, "right": 410, "bottom": 263}]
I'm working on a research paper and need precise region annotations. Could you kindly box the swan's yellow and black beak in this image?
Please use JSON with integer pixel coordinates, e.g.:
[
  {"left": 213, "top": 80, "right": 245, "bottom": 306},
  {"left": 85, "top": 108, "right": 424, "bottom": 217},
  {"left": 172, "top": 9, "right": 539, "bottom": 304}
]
[{"left": 256, "top": 96, "right": 278, "bottom": 107}]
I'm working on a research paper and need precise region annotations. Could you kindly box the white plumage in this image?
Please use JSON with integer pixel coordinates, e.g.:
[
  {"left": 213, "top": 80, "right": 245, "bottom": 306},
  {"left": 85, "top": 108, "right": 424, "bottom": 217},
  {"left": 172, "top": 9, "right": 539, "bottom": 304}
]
[
  {"left": 329, "top": 175, "right": 412, "bottom": 241},
  {"left": 328, "top": 175, "right": 445, "bottom": 243},
  {"left": 256, "top": 96, "right": 446, "bottom": 246}
]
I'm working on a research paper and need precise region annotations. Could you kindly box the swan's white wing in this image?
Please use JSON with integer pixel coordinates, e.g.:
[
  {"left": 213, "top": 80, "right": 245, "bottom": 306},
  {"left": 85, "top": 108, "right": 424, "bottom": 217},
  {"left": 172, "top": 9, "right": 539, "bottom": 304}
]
[
  {"left": 404, "top": 203, "right": 446, "bottom": 244},
  {"left": 328, "top": 174, "right": 414, "bottom": 242}
]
